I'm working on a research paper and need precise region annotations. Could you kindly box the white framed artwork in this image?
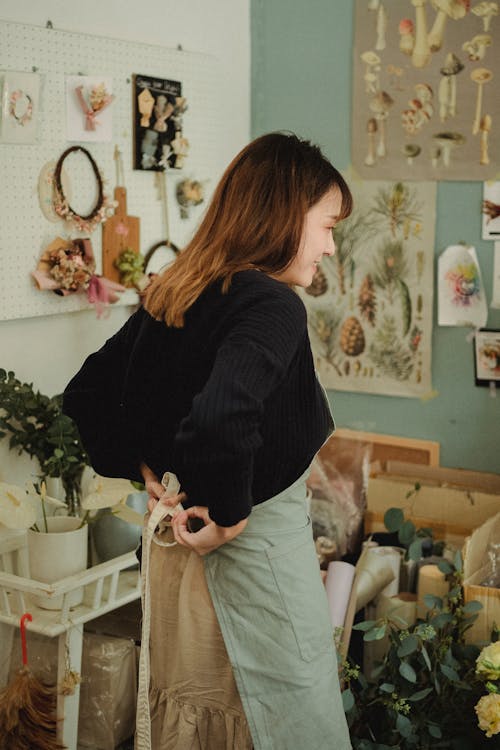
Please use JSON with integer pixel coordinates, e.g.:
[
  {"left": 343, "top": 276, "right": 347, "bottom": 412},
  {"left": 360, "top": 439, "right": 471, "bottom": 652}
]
[
  {"left": 65, "top": 75, "right": 114, "bottom": 142},
  {"left": 0, "top": 70, "right": 40, "bottom": 144}
]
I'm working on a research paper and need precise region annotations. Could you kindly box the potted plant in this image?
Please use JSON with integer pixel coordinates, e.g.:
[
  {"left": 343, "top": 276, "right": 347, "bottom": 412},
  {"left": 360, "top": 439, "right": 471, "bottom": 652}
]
[
  {"left": 340, "top": 507, "right": 495, "bottom": 748},
  {"left": 0, "top": 368, "right": 88, "bottom": 515},
  {"left": 0, "top": 476, "right": 144, "bottom": 609}
]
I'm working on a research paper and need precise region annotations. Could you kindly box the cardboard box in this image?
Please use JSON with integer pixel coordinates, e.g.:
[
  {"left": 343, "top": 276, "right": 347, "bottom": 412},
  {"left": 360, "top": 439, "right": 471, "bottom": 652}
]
[
  {"left": 463, "top": 512, "right": 500, "bottom": 645},
  {"left": 9, "top": 630, "right": 137, "bottom": 750},
  {"left": 366, "top": 462, "right": 500, "bottom": 547}
]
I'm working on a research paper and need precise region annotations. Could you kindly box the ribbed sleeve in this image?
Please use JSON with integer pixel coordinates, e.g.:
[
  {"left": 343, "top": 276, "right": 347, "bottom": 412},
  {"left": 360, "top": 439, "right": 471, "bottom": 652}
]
[{"left": 62, "top": 313, "right": 144, "bottom": 482}]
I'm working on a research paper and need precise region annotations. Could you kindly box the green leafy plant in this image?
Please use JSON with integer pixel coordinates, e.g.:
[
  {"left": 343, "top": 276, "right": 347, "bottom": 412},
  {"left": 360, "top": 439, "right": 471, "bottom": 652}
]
[
  {"left": 342, "top": 508, "right": 491, "bottom": 749},
  {"left": 0, "top": 369, "right": 88, "bottom": 516}
]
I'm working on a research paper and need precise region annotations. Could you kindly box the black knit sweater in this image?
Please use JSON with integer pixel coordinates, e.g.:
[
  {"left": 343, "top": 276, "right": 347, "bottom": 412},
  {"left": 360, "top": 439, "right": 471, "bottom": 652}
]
[{"left": 63, "top": 270, "right": 333, "bottom": 526}]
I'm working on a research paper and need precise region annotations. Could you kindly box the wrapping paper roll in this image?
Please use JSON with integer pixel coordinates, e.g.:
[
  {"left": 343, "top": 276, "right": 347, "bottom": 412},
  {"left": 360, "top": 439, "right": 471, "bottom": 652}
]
[
  {"left": 366, "top": 546, "right": 404, "bottom": 597},
  {"left": 355, "top": 554, "right": 396, "bottom": 611},
  {"left": 364, "top": 592, "right": 418, "bottom": 677},
  {"left": 417, "top": 564, "right": 449, "bottom": 618},
  {"left": 325, "top": 560, "right": 356, "bottom": 628}
]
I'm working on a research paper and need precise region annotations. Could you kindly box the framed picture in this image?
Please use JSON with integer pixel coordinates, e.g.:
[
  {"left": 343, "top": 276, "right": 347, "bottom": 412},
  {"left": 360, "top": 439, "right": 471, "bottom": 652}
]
[
  {"left": 0, "top": 70, "right": 40, "bottom": 144},
  {"left": 482, "top": 181, "right": 500, "bottom": 240},
  {"left": 65, "top": 75, "right": 114, "bottom": 142},
  {"left": 133, "top": 74, "right": 188, "bottom": 171},
  {"left": 474, "top": 328, "right": 500, "bottom": 386}
]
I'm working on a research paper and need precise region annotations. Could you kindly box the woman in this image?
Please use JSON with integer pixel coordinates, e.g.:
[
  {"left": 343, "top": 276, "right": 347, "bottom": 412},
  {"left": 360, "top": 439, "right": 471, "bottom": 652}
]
[{"left": 63, "top": 132, "right": 353, "bottom": 750}]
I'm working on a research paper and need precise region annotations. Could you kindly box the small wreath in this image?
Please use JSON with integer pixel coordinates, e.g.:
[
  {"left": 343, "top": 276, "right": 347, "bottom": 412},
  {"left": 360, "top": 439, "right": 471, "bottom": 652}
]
[
  {"left": 53, "top": 146, "right": 114, "bottom": 233},
  {"left": 9, "top": 90, "right": 33, "bottom": 126},
  {"left": 143, "top": 239, "right": 180, "bottom": 272}
]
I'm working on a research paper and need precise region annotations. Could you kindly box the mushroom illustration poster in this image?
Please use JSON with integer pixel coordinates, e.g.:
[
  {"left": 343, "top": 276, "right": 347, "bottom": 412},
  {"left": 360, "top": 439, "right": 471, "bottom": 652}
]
[
  {"left": 298, "top": 178, "right": 436, "bottom": 398},
  {"left": 438, "top": 243, "right": 488, "bottom": 326},
  {"left": 0, "top": 70, "right": 40, "bottom": 144},
  {"left": 352, "top": 0, "right": 500, "bottom": 181},
  {"left": 133, "top": 74, "right": 188, "bottom": 171}
]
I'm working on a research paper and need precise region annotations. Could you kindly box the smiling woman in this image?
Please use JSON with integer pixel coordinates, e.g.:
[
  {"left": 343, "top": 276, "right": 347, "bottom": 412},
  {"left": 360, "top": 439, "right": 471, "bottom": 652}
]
[
  {"left": 64, "top": 132, "right": 354, "bottom": 750},
  {"left": 271, "top": 188, "right": 342, "bottom": 287}
]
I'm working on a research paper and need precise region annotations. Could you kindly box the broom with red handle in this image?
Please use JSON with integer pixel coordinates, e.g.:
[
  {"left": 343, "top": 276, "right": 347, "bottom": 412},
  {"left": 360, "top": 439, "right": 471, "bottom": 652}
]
[{"left": 0, "top": 612, "right": 65, "bottom": 749}]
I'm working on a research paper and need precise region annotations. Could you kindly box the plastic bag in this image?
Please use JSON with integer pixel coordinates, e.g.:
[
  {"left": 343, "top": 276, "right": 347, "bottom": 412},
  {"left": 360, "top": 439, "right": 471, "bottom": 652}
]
[{"left": 308, "top": 434, "right": 371, "bottom": 558}]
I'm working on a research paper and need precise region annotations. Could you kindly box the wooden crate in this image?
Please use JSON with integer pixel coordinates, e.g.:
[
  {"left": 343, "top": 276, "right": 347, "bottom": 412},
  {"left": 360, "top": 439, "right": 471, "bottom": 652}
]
[
  {"left": 463, "top": 512, "right": 500, "bottom": 644},
  {"left": 366, "top": 463, "right": 500, "bottom": 548}
]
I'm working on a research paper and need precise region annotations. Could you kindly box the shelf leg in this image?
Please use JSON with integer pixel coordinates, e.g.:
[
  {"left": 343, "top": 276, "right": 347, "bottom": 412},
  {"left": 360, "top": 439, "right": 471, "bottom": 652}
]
[{"left": 57, "top": 623, "right": 83, "bottom": 750}]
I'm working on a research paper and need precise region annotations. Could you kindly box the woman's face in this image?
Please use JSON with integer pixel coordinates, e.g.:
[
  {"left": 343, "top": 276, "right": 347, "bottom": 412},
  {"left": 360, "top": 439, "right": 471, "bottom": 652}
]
[{"left": 273, "top": 187, "right": 342, "bottom": 288}]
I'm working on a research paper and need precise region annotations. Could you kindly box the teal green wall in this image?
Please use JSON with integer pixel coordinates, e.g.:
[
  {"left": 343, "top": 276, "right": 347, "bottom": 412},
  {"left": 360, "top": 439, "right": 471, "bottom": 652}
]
[{"left": 251, "top": 0, "right": 500, "bottom": 473}]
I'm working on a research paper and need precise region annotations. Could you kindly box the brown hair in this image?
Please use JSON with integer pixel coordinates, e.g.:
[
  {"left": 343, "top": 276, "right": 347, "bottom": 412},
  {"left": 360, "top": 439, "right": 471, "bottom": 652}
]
[{"left": 145, "top": 132, "right": 352, "bottom": 326}]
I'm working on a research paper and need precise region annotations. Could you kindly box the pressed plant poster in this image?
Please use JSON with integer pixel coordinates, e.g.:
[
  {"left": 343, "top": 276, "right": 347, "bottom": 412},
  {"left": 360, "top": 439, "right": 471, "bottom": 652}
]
[
  {"left": 352, "top": 0, "right": 500, "bottom": 181},
  {"left": 298, "top": 177, "right": 436, "bottom": 398}
]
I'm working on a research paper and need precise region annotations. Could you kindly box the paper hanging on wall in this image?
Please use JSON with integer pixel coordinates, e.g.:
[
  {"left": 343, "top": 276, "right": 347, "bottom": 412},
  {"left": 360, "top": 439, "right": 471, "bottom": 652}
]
[
  {"left": 0, "top": 70, "right": 40, "bottom": 144},
  {"left": 492, "top": 243, "right": 500, "bottom": 309},
  {"left": 66, "top": 76, "right": 114, "bottom": 142},
  {"left": 351, "top": 0, "right": 500, "bottom": 181},
  {"left": 438, "top": 244, "right": 488, "bottom": 328},
  {"left": 298, "top": 176, "right": 436, "bottom": 399}
]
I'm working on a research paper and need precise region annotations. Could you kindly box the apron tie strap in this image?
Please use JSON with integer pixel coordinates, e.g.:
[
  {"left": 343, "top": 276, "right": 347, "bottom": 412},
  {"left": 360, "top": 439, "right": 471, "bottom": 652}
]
[{"left": 136, "top": 472, "right": 180, "bottom": 750}]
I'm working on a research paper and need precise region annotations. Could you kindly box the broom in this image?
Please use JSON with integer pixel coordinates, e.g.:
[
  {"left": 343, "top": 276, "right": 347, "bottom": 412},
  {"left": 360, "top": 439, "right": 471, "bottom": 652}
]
[{"left": 0, "top": 612, "right": 65, "bottom": 749}]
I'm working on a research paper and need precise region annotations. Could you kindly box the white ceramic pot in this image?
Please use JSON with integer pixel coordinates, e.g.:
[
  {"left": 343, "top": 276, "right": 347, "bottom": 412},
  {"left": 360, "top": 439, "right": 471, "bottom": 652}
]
[{"left": 27, "top": 516, "right": 88, "bottom": 610}]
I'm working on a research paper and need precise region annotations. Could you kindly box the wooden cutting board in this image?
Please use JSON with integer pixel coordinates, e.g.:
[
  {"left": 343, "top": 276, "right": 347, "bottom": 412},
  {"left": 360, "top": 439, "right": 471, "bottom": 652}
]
[{"left": 102, "top": 186, "right": 140, "bottom": 284}]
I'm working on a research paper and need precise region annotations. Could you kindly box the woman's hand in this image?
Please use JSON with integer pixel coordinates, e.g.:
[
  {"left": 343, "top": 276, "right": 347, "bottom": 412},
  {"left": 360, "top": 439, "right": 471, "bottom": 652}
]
[
  {"left": 171, "top": 506, "right": 248, "bottom": 556},
  {"left": 140, "top": 462, "right": 186, "bottom": 513}
]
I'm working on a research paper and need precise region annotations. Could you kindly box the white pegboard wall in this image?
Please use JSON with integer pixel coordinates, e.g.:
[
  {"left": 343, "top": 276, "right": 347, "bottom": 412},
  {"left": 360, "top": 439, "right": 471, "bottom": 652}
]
[{"left": 0, "top": 20, "right": 223, "bottom": 321}]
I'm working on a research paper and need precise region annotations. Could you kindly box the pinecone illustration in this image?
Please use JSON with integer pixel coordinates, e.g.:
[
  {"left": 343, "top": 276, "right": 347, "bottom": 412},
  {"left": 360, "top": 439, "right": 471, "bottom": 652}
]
[
  {"left": 340, "top": 316, "right": 366, "bottom": 356},
  {"left": 358, "top": 274, "right": 377, "bottom": 326},
  {"left": 305, "top": 267, "right": 328, "bottom": 296}
]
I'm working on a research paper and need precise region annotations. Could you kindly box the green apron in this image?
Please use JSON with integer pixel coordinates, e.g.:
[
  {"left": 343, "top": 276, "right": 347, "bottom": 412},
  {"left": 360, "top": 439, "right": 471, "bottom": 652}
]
[
  {"left": 202, "top": 380, "right": 351, "bottom": 750},
  {"left": 137, "top": 379, "right": 351, "bottom": 750},
  {"left": 203, "top": 469, "right": 352, "bottom": 750}
]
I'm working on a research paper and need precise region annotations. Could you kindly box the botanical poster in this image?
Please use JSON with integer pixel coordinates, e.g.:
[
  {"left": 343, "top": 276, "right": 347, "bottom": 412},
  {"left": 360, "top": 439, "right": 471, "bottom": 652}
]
[
  {"left": 298, "top": 178, "right": 436, "bottom": 398},
  {"left": 352, "top": 0, "right": 500, "bottom": 181}
]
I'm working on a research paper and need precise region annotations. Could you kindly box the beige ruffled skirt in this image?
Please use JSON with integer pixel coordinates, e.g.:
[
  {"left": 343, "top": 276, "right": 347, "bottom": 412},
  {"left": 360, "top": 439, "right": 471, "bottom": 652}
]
[{"left": 147, "top": 526, "right": 253, "bottom": 750}]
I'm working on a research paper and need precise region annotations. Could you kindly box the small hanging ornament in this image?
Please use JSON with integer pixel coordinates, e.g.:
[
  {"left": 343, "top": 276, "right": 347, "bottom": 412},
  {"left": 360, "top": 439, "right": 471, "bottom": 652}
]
[
  {"left": 175, "top": 178, "right": 206, "bottom": 219},
  {"left": 58, "top": 643, "right": 81, "bottom": 697},
  {"left": 115, "top": 248, "right": 149, "bottom": 291}
]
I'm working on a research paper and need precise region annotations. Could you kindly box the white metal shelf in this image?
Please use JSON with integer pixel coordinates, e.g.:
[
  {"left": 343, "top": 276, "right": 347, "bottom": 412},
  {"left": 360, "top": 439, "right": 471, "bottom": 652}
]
[{"left": 0, "top": 531, "right": 141, "bottom": 749}]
